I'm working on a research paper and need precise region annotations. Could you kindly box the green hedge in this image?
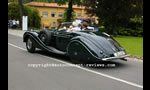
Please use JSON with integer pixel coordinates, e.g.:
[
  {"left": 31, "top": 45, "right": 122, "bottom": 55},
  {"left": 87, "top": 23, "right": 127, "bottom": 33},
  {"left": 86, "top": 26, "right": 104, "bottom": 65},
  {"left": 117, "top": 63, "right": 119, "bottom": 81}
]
[
  {"left": 117, "top": 28, "right": 143, "bottom": 37},
  {"left": 99, "top": 20, "right": 143, "bottom": 37},
  {"left": 100, "top": 27, "right": 143, "bottom": 37},
  {"left": 99, "top": 16, "right": 143, "bottom": 37},
  {"left": 118, "top": 17, "right": 143, "bottom": 37},
  {"left": 8, "top": 3, "right": 41, "bottom": 29}
]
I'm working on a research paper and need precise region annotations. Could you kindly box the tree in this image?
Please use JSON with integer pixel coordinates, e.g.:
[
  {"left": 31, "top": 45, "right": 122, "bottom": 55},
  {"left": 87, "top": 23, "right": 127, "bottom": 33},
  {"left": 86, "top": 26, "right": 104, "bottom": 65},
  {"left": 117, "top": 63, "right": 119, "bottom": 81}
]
[
  {"left": 66, "top": 0, "right": 73, "bottom": 22},
  {"left": 55, "top": 0, "right": 74, "bottom": 22},
  {"left": 8, "top": 3, "right": 20, "bottom": 19},
  {"left": 8, "top": 3, "right": 41, "bottom": 28},
  {"left": 18, "top": 0, "right": 24, "bottom": 29},
  {"left": 23, "top": 0, "right": 62, "bottom": 3},
  {"left": 83, "top": 0, "right": 143, "bottom": 36},
  {"left": 55, "top": 0, "right": 84, "bottom": 22},
  {"left": 8, "top": 0, "right": 17, "bottom": 2}
]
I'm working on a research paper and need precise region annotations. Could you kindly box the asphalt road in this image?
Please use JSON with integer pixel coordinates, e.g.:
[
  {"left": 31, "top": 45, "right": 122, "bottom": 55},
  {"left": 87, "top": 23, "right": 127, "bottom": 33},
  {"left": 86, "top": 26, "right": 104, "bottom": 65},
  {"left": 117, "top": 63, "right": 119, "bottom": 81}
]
[{"left": 8, "top": 33, "right": 143, "bottom": 90}]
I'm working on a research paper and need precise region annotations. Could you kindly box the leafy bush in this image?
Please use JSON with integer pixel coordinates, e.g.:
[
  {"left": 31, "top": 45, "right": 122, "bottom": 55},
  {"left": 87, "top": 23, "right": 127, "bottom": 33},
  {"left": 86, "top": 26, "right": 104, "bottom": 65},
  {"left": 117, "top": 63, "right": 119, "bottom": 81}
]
[
  {"left": 99, "top": 26, "right": 143, "bottom": 37},
  {"left": 99, "top": 16, "right": 143, "bottom": 37},
  {"left": 99, "top": 25, "right": 113, "bottom": 34},
  {"left": 8, "top": 3, "right": 19, "bottom": 20},
  {"left": 24, "top": 6, "right": 41, "bottom": 28},
  {"left": 8, "top": 3, "right": 41, "bottom": 29},
  {"left": 118, "top": 17, "right": 143, "bottom": 37},
  {"left": 118, "top": 27, "right": 143, "bottom": 37}
]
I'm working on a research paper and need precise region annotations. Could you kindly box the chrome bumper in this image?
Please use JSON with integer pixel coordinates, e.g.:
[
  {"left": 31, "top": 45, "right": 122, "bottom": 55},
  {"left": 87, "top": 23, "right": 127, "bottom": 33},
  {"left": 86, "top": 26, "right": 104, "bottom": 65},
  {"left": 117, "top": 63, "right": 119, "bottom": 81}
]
[{"left": 102, "top": 55, "right": 130, "bottom": 61}]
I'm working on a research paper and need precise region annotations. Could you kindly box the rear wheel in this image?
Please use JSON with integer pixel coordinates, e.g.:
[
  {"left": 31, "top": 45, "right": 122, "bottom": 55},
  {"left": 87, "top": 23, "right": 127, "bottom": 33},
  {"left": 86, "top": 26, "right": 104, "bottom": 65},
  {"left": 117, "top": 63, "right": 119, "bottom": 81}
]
[
  {"left": 67, "top": 41, "right": 90, "bottom": 64},
  {"left": 26, "top": 37, "right": 35, "bottom": 53}
]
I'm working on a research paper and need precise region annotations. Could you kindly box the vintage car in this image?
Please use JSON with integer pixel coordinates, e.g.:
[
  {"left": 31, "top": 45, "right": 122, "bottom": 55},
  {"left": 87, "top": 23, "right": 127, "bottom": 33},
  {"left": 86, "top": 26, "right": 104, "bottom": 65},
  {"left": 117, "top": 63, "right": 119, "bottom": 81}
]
[{"left": 23, "top": 22, "right": 129, "bottom": 63}]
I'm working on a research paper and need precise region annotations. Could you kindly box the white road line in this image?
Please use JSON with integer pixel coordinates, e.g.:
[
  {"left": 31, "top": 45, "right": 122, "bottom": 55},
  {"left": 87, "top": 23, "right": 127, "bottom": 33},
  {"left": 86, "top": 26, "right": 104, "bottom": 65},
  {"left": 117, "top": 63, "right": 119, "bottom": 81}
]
[
  {"left": 8, "top": 43, "right": 143, "bottom": 89},
  {"left": 8, "top": 43, "right": 26, "bottom": 51}
]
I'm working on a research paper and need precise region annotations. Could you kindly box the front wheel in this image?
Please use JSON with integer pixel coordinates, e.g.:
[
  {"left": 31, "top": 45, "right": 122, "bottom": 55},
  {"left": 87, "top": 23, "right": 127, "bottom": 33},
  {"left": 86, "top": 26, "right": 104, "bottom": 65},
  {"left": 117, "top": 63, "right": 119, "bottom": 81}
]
[{"left": 26, "top": 37, "right": 35, "bottom": 53}]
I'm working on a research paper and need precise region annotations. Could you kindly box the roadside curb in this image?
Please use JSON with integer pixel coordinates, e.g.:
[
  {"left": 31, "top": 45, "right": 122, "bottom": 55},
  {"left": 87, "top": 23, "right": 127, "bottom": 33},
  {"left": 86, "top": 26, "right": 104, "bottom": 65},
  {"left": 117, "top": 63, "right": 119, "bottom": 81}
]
[
  {"left": 8, "top": 29, "right": 25, "bottom": 37},
  {"left": 126, "top": 57, "right": 143, "bottom": 62}
]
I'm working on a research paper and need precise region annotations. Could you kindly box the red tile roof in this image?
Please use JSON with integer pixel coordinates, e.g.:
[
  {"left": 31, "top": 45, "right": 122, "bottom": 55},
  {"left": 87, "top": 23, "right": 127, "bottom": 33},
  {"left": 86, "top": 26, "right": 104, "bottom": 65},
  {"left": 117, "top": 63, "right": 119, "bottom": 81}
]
[{"left": 25, "top": 2, "right": 85, "bottom": 9}]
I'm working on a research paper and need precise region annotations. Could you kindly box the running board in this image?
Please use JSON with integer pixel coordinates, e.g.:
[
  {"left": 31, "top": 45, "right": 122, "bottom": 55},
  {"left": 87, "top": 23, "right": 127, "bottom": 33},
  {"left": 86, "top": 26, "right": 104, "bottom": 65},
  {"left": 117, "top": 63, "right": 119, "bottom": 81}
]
[{"left": 47, "top": 46, "right": 66, "bottom": 55}]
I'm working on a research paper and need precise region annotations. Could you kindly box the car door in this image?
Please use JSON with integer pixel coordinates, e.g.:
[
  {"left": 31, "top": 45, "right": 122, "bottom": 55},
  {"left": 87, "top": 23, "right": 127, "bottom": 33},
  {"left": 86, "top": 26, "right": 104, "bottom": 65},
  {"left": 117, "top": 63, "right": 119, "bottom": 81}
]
[{"left": 55, "top": 30, "right": 73, "bottom": 51}]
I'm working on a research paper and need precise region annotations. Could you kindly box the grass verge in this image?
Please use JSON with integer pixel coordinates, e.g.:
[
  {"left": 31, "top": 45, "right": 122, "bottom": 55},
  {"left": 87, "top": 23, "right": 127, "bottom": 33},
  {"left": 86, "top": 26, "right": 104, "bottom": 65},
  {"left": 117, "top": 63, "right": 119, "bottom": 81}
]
[{"left": 113, "top": 36, "right": 143, "bottom": 58}]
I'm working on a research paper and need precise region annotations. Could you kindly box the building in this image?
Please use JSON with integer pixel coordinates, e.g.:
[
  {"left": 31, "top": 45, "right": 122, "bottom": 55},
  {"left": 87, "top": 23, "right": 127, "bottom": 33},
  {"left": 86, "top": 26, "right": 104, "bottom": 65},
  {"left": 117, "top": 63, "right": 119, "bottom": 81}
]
[{"left": 26, "top": 2, "right": 96, "bottom": 29}]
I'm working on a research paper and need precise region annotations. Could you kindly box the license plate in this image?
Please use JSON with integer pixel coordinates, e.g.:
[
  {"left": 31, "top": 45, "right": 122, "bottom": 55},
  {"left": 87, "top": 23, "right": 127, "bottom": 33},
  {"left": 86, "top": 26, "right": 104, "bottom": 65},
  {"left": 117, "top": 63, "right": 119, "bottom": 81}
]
[{"left": 114, "top": 51, "right": 125, "bottom": 57}]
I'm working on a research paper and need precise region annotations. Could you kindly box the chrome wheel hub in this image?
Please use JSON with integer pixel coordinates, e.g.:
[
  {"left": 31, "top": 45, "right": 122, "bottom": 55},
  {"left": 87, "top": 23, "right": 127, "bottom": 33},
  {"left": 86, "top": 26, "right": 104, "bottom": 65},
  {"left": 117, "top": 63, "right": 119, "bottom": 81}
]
[{"left": 27, "top": 38, "right": 32, "bottom": 49}]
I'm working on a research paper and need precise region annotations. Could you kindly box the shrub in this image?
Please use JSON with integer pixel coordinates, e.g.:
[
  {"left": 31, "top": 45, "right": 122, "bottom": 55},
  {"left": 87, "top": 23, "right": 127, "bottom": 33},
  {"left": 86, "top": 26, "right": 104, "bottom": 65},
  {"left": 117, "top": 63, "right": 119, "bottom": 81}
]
[
  {"left": 118, "top": 27, "right": 143, "bottom": 37},
  {"left": 8, "top": 3, "right": 19, "bottom": 20},
  {"left": 8, "top": 3, "right": 41, "bottom": 29},
  {"left": 98, "top": 16, "right": 143, "bottom": 37}
]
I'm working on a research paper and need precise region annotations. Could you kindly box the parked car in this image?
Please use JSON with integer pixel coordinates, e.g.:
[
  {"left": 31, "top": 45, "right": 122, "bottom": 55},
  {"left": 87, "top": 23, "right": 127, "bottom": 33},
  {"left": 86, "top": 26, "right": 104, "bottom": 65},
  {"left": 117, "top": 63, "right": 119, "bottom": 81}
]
[{"left": 23, "top": 22, "right": 129, "bottom": 63}]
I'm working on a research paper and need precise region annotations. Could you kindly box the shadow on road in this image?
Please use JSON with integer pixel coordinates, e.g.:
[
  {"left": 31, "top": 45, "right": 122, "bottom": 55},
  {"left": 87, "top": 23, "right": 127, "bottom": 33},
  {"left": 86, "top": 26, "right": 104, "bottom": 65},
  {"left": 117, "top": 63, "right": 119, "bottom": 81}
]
[{"left": 35, "top": 50, "right": 127, "bottom": 69}]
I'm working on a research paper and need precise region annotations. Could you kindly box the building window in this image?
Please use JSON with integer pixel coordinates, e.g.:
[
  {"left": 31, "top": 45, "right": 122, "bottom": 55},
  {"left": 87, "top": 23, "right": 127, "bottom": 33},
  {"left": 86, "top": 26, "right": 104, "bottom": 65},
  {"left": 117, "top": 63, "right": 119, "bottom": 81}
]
[
  {"left": 42, "top": 12, "right": 48, "bottom": 17},
  {"left": 58, "top": 12, "right": 63, "bottom": 17},
  {"left": 51, "top": 12, "right": 56, "bottom": 17}
]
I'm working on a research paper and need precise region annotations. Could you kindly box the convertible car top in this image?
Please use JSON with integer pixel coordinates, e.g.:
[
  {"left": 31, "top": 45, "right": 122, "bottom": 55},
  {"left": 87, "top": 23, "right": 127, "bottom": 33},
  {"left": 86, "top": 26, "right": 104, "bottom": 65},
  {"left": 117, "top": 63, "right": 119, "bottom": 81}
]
[{"left": 23, "top": 22, "right": 129, "bottom": 63}]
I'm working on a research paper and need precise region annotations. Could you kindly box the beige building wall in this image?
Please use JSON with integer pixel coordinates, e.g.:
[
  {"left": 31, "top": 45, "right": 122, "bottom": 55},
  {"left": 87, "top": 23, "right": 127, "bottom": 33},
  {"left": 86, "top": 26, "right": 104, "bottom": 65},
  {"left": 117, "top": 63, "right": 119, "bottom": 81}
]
[{"left": 34, "top": 6, "right": 87, "bottom": 29}]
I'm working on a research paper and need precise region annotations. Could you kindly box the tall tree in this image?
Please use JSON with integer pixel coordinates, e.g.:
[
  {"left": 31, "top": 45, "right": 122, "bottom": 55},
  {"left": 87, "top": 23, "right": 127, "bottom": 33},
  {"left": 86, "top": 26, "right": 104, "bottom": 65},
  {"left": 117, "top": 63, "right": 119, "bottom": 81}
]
[
  {"left": 8, "top": 3, "right": 41, "bottom": 28},
  {"left": 66, "top": 0, "right": 73, "bottom": 22},
  {"left": 55, "top": 0, "right": 84, "bottom": 22},
  {"left": 83, "top": 0, "right": 143, "bottom": 36},
  {"left": 8, "top": 0, "right": 17, "bottom": 2},
  {"left": 55, "top": 0, "right": 74, "bottom": 22},
  {"left": 18, "top": 0, "right": 24, "bottom": 29}
]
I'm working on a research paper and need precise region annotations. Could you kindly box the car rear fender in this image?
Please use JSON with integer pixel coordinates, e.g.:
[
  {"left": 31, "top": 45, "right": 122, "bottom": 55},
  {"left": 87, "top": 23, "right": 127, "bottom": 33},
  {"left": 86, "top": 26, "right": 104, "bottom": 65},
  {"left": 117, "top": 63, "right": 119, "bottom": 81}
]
[{"left": 68, "top": 36, "right": 105, "bottom": 59}]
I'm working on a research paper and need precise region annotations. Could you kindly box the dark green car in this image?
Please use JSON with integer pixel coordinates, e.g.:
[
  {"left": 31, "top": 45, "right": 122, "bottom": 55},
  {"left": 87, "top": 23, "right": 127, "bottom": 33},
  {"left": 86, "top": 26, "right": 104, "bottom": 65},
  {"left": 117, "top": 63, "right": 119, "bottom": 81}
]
[{"left": 23, "top": 22, "right": 129, "bottom": 63}]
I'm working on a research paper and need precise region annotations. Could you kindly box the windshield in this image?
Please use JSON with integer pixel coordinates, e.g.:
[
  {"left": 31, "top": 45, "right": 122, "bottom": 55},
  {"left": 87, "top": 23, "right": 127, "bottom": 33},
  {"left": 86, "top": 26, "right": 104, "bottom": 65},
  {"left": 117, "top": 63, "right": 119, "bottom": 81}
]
[
  {"left": 58, "top": 21, "right": 99, "bottom": 32},
  {"left": 58, "top": 23, "right": 72, "bottom": 31}
]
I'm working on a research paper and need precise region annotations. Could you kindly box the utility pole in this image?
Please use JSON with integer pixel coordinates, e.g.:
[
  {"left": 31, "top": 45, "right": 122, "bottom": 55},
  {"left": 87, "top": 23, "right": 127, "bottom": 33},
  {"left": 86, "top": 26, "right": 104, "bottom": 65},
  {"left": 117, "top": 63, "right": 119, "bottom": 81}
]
[{"left": 18, "top": 0, "right": 24, "bottom": 30}]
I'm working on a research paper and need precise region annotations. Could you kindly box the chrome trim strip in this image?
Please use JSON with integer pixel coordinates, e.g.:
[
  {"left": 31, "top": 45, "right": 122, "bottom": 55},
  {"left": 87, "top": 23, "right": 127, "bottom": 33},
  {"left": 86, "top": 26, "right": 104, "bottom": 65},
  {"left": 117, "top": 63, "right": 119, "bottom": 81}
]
[{"left": 102, "top": 55, "right": 130, "bottom": 61}]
